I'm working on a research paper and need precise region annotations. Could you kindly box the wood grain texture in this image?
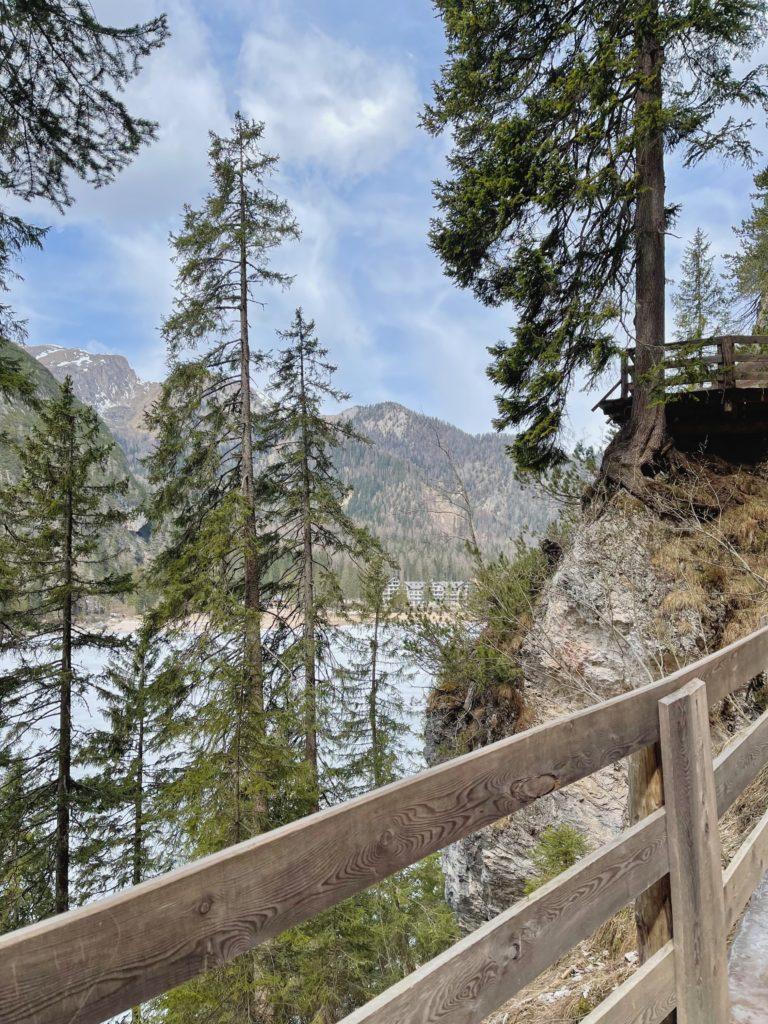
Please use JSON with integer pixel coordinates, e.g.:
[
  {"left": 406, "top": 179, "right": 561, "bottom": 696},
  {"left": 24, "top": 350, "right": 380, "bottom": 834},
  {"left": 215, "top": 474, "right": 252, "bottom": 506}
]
[
  {"left": 713, "top": 705, "right": 768, "bottom": 817},
  {"left": 659, "top": 680, "right": 730, "bottom": 1024},
  {"left": 724, "top": 805, "right": 768, "bottom": 932},
  {"left": 337, "top": 811, "right": 668, "bottom": 1024},
  {"left": 337, "top": 714, "right": 768, "bottom": 1024},
  {"left": 628, "top": 743, "right": 672, "bottom": 977},
  {"left": 1, "top": 626, "right": 766, "bottom": 1024},
  {"left": 580, "top": 944, "right": 675, "bottom": 1024}
]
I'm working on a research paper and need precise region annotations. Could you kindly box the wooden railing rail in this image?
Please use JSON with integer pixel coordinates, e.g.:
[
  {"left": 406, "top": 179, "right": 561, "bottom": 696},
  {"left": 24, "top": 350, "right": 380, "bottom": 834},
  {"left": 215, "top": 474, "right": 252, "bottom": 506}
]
[
  {"left": 593, "top": 336, "right": 768, "bottom": 409},
  {"left": 2, "top": 626, "right": 768, "bottom": 1024}
]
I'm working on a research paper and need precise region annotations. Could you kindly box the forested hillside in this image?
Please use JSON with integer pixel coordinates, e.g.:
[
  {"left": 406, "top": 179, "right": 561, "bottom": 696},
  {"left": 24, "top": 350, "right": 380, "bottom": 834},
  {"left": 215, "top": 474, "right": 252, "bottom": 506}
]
[
  {"left": 28, "top": 346, "right": 552, "bottom": 581},
  {"left": 340, "top": 402, "right": 552, "bottom": 580}
]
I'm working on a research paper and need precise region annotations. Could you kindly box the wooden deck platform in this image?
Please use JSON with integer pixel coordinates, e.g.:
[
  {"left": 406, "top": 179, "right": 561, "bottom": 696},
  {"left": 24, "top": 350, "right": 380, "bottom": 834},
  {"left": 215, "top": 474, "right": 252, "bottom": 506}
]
[{"left": 596, "top": 336, "right": 768, "bottom": 459}]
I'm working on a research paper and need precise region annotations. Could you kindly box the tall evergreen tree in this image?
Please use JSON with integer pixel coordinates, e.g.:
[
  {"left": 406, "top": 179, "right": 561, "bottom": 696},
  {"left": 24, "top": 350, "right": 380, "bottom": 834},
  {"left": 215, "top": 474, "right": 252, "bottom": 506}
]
[
  {"left": 0, "top": 2, "right": 168, "bottom": 397},
  {"left": 0, "top": 377, "right": 131, "bottom": 918},
  {"left": 729, "top": 167, "right": 768, "bottom": 333},
  {"left": 145, "top": 114, "right": 299, "bottom": 844},
  {"left": 83, "top": 626, "right": 176, "bottom": 895},
  {"left": 423, "top": 1, "right": 768, "bottom": 482},
  {"left": 672, "top": 229, "right": 728, "bottom": 341},
  {"left": 335, "top": 551, "right": 408, "bottom": 795},
  {"left": 267, "top": 309, "right": 373, "bottom": 809}
]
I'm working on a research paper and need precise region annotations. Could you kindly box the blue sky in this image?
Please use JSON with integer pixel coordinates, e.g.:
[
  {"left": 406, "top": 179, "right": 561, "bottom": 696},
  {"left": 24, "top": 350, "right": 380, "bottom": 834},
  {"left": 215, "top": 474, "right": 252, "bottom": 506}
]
[{"left": 7, "top": 0, "right": 766, "bottom": 443}]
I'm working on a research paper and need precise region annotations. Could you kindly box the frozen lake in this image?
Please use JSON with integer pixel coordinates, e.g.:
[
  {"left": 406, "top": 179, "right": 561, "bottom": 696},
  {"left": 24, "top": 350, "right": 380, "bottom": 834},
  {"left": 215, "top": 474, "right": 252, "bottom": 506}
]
[{"left": 1, "top": 622, "right": 435, "bottom": 767}]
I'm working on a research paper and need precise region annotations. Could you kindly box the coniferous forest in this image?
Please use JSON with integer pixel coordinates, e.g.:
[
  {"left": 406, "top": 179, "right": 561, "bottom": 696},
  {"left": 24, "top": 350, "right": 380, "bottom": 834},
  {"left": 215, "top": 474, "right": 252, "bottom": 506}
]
[
  {"left": 0, "top": 7, "right": 463, "bottom": 1021},
  {"left": 6, "top": 2, "right": 768, "bottom": 1023}
]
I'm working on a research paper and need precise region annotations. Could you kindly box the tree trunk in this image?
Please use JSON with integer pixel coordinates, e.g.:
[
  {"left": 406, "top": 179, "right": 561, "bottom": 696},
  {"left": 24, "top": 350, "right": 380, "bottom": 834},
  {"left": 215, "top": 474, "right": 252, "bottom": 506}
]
[
  {"left": 620, "top": 15, "right": 675, "bottom": 1018},
  {"left": 369, "top": 605, "right": 381, "bottom": 789},
  {"left": 603, "top": 4, "right": 667, "bottom": 490},
  {"left": 132, "top": 672, "right": 145, "bottom": 890},
  {"left": 630, "top": 742, "right": 675, "bottom": 1023},
  {"left": 131, "top": 667, "right": 145, "bottom": 1024},
  {"left": 237, "top": 137, "right": 266, "bottom": 833},
  {"left": 298, "top": 337, "right": 319, "bottom": 811},
  {"left": 56, "top": 427, "right": 74, "bottom": 915}
]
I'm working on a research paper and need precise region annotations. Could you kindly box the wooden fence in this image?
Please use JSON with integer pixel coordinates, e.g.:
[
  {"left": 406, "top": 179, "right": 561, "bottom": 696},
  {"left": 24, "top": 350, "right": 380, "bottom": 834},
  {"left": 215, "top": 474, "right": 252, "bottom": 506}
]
[
  {"left": 594, "top": 335, "right": 768, "bottom": 409},
  {"left": 4, "top": 626, "right": 768, "bottom": 1024}
]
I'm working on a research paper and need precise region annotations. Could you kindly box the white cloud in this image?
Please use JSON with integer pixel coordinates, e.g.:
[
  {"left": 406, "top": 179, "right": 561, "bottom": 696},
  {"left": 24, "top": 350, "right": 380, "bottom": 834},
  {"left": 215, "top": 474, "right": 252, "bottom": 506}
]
[
  {"left": 64, "top": 0, "right": 229, "bottom": 230},
  {"left": 239, "top": 27, "right": 419, "bottom": 177}
]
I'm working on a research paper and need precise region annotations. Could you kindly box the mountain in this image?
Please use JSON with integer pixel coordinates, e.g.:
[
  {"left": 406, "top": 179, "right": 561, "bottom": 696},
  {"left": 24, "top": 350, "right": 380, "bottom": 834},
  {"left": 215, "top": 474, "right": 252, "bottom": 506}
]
[
  {"left": 25, "top": 345, "right": 553, "bottom": 581},
  {"left": 0, "top": 345, "right": 139, "bottom": 489},
  {"left": 0, "top": 344, "right": 150, "bottom": 580},
  {"left": 28, "top": 345, "right": 160, "bottom": 478},
  {"left": 339, "top": 403, "right": 553, "bottom": 581}
]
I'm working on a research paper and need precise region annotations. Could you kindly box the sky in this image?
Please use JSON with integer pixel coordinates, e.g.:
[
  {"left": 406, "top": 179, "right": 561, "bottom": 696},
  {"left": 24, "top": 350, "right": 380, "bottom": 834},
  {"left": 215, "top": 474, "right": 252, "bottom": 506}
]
[{"left": 7, "top": 0, "right": 767, "bottom": 444}]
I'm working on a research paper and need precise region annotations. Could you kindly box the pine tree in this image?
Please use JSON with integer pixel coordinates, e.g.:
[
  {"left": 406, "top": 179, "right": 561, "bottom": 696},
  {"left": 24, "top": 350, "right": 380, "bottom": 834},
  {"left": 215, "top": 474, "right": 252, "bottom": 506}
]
[
  {"left": 423, "top": 1, "right": 768, "bottom": 481},
  {"left": 82, "top": 625, "right": 177, "bottom": 894},
  {"left": 729, "top": 167, "right": 768, "bottom": 332},
  {"left": 672, "top": 229, "right": 728, "bottom": 341},
  {"left": 0, "top": 377, "right": 131, "bottom": 919},
  {"left": 240, "top": 545, "right": 455, "bottom": 1024},
  {"left": 267, "top": 309, "right": 373, "bottom": 809},
  {"left": 146, "top": 114, "right": 300, "bottom": 850},
  {"left": 335, "top": 551, "right": 408, "bottom": 795},
  {"left": 0, "top": 2, "right": 168, "bottom": 397}
]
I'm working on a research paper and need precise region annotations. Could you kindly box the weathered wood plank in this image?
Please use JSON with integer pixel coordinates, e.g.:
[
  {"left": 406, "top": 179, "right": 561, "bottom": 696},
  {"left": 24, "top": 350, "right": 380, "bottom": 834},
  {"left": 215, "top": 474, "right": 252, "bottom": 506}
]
[
  {"left": 659, "top": 680, "right": 730, "bottom": 1024},
  {"left": 338, "top": 811, "right": 669, "bottom": 1024},
  {"left": 723, "top": 804, "right": 768, "bottom": 932},
  {"left": 580, "top": 944, "right": 675, "bottom": 1024},
  {"left": 627, "top": 742, "right": 673, "bottom": 984},
  {"left": 713, "top": 705, "right": 768, "bottom": 817},
  {"left": 334, "top": 707, "right": 764, "bottom": 1024},
  {"left": 1, "top": 627, "right": 766, "bottom": 1024}
]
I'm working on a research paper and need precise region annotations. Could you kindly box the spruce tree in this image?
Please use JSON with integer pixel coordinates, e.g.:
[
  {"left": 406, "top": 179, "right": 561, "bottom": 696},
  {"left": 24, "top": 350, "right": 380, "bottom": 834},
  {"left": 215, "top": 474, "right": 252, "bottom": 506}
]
[
  {"left": 267, "top": 309, "right": 373, "bottom": 809},
  {"left": 82, "top": 625, "right": 177, "bottom": 896},
  {"left": 423, "top": 1, "right": 768, "bottom": 481},
  {"left": 0, "top": 2, "right": 168, "bottom": 397},
  {"left": 335, "top": 551, "right": 408, "bottom": 794},
  {"left": 672, "top": 229, "right": 728, "bottom": 341},
  {"left": 0, "top": 377, "right": 131, "bottom": 918},
  {"left": 145, "top": 114, "right": 299, "bottom": 845},
  {"left": 729, "top": 167, "right": 768, "bottom": 332}
]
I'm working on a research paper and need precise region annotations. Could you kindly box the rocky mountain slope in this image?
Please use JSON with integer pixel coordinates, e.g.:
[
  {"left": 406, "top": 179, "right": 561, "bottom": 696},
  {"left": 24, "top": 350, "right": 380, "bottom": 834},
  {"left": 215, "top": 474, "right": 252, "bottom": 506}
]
[
  {"left": 28, "top": 345, "right": 160, "bottom": 478},
  {"left": 27, "top": 346, "right": 552, "bottom": 580},
  {"left": 0, "top": 345, "right": 138, "bottom": 491},
  {"left": 429, "top": 460, "right": 768, "bottom": 1017},
  {"left": 340, "top": 402, "right": 552, "bottom": 579}
]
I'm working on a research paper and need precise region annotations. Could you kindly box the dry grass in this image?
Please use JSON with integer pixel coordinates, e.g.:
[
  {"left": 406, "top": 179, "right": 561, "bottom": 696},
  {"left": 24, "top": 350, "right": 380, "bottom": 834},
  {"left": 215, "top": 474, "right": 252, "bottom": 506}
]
[
  {"left": 486, "top": 455, "right": 768, "bottom": 1022},
  {"left": 648, "top": 456, "right": 768, "bottom": 649},
  {"left": 486, "top": 909, "right": 636, "bottom": 1024}
]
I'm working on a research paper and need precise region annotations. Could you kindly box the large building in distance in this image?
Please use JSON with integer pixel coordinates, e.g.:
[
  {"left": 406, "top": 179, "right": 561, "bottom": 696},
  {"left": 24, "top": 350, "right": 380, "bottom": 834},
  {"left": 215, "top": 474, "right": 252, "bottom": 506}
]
[{"left": 383, "top": 577, "right": 469, "bottom": 609}]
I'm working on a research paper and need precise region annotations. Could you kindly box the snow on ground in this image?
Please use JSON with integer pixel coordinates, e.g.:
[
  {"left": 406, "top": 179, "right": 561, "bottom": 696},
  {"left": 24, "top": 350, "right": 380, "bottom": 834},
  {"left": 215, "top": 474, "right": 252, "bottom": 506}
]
[{"left": 730, "top": 871, "right": 768, "bottom": 1022}]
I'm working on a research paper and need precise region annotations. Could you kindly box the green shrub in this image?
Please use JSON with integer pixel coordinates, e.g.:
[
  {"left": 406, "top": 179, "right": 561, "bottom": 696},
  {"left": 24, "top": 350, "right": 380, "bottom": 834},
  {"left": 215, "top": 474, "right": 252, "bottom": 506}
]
[{"left": 524, "top": 825, "right": 590, "bottom": 894}]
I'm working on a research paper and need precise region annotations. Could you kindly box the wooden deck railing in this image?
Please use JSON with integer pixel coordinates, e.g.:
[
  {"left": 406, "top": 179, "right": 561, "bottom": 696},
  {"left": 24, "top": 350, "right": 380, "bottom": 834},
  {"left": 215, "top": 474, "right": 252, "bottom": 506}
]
[
  {"left": 594, "top": 335, "right": 768, "bottom": 410},
  {"left": 4, "top": 626, "right": 768, "bottom": 1024}
]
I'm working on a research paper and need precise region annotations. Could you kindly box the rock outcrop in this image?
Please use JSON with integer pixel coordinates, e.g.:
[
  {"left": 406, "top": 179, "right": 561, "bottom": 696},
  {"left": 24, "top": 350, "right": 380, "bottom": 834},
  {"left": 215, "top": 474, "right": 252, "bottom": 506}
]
[{"left": 431, "top": 475, "right": 766, "bottom": 932}]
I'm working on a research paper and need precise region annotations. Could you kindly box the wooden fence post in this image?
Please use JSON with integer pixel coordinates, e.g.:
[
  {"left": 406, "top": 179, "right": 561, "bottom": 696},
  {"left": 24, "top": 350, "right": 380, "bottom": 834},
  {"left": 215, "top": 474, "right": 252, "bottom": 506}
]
[{"left": 659, "top": 679, "right": 730, "bottom": 1024}]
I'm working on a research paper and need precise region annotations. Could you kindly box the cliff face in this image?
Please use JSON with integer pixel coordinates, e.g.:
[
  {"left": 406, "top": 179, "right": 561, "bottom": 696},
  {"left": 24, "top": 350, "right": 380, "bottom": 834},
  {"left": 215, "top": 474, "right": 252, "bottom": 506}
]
[
  {"left": 28, "top": 345, "right": 160, "bottom": 478},
  {"left": 432, "top": 468, "right": 768, "bottom": 933}
]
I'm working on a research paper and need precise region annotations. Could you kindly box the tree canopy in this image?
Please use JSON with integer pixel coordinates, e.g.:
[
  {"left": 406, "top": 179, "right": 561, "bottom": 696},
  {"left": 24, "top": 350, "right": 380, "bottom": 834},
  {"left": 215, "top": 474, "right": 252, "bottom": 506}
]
[
  {"left": 729, "top": 167, "right": 768, "bottom": 332},
  {"left": 0, "top": 1, "right": 168, "bottom": 394},
  {"left": 672, "top": 228, "right": 728, "bottom": 341},
  {"left": 424, "top": 0, "right": 768, "bottom": 471}
]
